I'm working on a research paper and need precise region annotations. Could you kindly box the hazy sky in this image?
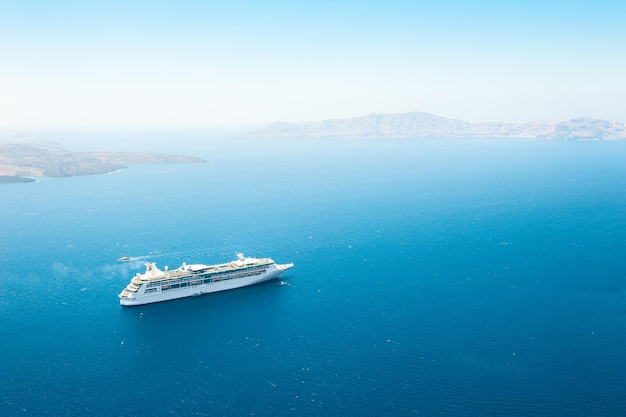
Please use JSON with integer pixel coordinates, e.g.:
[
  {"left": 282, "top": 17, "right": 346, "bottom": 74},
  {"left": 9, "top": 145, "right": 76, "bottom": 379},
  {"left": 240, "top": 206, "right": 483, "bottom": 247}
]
[{"left": 1, "top": 0, "right": 625, "bottom": 130}]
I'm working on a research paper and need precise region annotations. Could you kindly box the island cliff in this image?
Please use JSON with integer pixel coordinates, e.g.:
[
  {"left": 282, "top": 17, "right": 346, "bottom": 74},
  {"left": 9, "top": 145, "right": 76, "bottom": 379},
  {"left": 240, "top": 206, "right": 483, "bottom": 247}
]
[{"left": 246, "top": 112, "right": 626, "bottom": 141}]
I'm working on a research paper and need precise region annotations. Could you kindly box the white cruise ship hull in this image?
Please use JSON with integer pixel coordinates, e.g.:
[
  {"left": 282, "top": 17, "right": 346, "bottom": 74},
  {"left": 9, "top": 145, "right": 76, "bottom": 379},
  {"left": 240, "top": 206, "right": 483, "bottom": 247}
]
[{"left": 119, "top": 258, "right": 293, "bottom": 306}]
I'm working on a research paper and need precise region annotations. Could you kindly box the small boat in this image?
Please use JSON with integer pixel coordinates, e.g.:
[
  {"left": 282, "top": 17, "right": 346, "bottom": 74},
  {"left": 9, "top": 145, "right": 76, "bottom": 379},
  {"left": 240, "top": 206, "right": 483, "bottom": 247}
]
[{"left": 117, "top": 257, "right": 132, "bottom": 262}]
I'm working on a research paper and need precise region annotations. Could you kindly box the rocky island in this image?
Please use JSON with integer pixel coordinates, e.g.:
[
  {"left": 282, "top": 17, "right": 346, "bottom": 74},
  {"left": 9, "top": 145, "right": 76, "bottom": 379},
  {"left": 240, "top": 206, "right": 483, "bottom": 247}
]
[
  {"left": 0, "top": 142, "right": 205, "bottom": 184},
  {"left": 246, "top": 112, "right": 626, "bottom": 141}
]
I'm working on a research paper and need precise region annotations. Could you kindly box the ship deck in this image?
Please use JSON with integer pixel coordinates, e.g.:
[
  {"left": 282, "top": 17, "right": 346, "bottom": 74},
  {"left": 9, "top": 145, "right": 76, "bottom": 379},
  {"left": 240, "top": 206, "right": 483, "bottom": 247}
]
[{"left": 136, "top": 258, "right": 274, "bottom": 283}]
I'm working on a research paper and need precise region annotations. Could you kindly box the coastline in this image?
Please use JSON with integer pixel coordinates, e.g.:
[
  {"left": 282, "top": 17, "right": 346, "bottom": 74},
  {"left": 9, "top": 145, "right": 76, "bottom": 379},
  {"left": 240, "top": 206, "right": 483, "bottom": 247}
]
[
  {"left": 0, "top": 141, "right": 206, "bottom": 184},
  {"left": 0, "top": 175, "right": 36, "bottom": 184}
]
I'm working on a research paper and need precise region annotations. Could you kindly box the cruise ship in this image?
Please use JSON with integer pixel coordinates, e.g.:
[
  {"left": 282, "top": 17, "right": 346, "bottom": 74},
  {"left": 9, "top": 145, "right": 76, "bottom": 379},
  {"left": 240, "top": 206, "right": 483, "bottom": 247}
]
[{"left": 118, "top": 253, "right": 294, "bottom": 306}]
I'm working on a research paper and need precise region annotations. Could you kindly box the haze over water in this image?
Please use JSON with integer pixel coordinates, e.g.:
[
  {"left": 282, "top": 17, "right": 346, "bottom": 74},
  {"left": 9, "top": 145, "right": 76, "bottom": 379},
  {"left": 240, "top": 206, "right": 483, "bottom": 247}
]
[
  {"left": 2, "top": 2, "right": 626, "bottom": 415},
  {"left": 1, "top": 137, "right": 625, "bottom": 416}
]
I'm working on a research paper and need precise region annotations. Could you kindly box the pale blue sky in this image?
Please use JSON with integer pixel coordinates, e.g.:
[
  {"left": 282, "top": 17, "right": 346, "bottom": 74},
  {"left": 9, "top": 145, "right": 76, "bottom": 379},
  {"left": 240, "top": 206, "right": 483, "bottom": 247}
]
[{"left": 1, "top": 0, "right": 625, "bottom": 130}]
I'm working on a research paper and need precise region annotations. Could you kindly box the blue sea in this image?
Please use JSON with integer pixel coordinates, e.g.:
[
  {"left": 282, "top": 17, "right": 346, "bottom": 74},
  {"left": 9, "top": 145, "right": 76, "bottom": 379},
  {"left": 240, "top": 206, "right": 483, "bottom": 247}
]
[{"left": 1, "top": 137, "right": 625, "bottom": 416}]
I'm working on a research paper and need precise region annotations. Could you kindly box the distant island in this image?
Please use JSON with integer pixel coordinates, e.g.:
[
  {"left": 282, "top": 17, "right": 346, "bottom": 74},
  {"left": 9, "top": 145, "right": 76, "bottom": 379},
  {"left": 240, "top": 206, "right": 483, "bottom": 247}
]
[
  {"left": 0, "top": 142, "right": 205, "bottom": 183},
  {"left": 246, "top": 112, "right": 626, "bottom": 141}
]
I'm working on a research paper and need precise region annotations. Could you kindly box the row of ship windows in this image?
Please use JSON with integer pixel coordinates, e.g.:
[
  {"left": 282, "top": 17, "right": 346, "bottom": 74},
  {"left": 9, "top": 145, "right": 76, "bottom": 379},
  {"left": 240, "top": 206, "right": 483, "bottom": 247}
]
[
  {"left": 146, "top": 266, "right": 268, "bottom": 288},
  {"left": 193, "top": 264, "right": 269, "bottom": 275},
  {"left": 144, "top": 270, "right": 265, "bottom": 292}
]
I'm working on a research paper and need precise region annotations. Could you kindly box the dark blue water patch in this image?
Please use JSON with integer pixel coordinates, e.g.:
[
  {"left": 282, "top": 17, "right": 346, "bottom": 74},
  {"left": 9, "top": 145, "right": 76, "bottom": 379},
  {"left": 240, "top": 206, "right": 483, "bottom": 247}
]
[{"left": 1, "top": 138, "right": 626, "bottom": 416}]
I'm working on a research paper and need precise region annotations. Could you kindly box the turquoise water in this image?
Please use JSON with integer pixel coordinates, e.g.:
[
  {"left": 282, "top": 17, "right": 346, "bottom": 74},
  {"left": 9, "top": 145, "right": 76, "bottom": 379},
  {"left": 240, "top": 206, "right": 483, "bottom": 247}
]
[{"left": 1, "top": 138, "right": 625, "bottom": 416}]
